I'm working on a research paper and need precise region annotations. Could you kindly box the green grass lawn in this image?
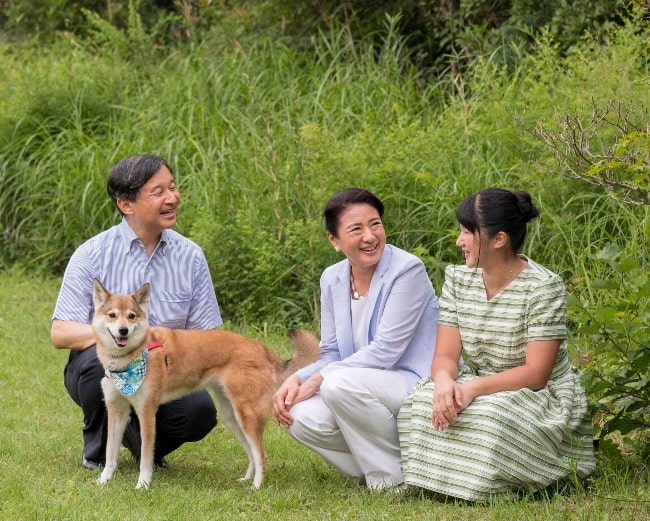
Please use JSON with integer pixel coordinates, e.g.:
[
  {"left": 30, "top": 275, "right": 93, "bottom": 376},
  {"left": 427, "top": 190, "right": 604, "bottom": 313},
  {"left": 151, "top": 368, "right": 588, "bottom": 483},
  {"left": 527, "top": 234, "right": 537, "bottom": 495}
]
[{"left": 0, "top": 269, "right": 648, "bottom": 520}]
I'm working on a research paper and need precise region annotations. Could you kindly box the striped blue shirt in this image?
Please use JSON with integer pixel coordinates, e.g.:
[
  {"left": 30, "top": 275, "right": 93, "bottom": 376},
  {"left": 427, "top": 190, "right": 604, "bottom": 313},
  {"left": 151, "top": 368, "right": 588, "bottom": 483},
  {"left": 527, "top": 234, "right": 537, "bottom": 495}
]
[{"left": 52, "top": 219, "right": 222, "bottom": 330}]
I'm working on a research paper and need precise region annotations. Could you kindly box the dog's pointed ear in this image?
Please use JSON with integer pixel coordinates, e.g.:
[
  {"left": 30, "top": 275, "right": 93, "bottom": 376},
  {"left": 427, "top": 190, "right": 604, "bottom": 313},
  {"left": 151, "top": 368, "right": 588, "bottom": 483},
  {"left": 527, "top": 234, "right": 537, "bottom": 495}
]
[
  {"left": 92, "top": 279, "right": 109, "bottom": 311},
  {"left": 134, "top": 282, "right": 151, "bottom": 310}
]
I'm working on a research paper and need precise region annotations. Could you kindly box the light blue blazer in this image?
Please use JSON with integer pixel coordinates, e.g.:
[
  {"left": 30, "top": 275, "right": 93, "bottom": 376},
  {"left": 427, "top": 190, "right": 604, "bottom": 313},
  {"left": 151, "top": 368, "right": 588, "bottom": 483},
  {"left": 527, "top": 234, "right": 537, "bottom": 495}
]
[{"left": 295, "top": 244, "right": 439, "bottom": 392}]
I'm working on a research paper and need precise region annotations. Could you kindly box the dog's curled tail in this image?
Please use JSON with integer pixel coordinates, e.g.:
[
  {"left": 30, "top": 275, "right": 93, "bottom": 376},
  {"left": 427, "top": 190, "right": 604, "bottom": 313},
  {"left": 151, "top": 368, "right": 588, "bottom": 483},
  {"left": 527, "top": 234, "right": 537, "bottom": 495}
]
[{"left": 276, "top": 328, "right": 321, "bottom": 383}]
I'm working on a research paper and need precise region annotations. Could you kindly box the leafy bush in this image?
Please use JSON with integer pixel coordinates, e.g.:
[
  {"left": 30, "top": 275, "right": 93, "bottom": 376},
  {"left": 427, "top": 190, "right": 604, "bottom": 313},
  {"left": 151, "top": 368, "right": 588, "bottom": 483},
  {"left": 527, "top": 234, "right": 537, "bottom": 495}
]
[
  {"left": 568, "top": 242, "right": 650, "bottom": 459},
  {"left": 0, "top": 0, "right": 182, "bottom": 42},
  {"left": 514, "top": 16, "right": 650, "bottom": 457}
]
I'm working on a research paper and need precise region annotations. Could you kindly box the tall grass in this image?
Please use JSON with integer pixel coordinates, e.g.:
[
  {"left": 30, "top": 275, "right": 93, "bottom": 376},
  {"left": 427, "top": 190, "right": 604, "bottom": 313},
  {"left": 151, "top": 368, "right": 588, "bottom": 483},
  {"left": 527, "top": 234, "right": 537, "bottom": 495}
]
[
  {"left": 0, "top": 268, "right": 648, "bottom": 520},
  {"left": 0, "top": 7, "right": 648, "bottom": 323}
]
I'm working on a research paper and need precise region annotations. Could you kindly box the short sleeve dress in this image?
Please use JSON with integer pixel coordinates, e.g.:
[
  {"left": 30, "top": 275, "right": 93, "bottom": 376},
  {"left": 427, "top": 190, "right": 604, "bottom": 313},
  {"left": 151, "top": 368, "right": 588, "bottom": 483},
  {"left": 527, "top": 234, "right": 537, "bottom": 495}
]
[{"left": 397, "top": 259, "right": 596, "bottom": 500}]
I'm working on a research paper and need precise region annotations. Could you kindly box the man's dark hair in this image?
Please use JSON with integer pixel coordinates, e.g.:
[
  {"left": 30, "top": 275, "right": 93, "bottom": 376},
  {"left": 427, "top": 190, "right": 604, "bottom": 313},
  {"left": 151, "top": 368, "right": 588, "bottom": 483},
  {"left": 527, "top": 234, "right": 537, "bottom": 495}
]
[{"left": 107, "top": 154, "right": 173, "bottom": 212}]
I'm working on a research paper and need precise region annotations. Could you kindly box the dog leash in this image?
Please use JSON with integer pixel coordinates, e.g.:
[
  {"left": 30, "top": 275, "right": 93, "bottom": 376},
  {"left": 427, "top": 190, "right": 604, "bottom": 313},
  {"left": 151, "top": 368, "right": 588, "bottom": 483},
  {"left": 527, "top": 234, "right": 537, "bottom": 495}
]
[{"left": 147, "top": 340, "right": 168, "bottom": 367}]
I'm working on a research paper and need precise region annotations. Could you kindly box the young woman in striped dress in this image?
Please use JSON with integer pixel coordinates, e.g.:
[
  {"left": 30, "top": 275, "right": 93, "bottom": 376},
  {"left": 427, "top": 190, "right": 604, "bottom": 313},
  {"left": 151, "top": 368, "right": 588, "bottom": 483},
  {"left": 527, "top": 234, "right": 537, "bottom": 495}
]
[{"left": 397, "top": 187, "right": 595, "bottom": 501}]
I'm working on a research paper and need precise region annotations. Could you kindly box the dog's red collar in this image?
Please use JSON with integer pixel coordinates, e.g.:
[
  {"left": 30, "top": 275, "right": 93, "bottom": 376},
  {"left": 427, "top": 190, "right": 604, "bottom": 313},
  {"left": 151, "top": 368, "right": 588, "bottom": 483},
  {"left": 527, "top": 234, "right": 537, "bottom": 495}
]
[
  {"left": 147, "top": 340, "right": 164, "bottom": 351},
  {"left": 147, "top": 340, "right": 168, "bottom": 367}
]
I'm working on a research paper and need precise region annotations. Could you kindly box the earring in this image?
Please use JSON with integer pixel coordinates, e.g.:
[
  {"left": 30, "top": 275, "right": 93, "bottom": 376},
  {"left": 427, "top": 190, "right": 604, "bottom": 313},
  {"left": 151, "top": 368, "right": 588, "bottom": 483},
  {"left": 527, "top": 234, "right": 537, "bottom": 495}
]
[{"left": 334, "top": 245, "right": 340, "bottom": 252}]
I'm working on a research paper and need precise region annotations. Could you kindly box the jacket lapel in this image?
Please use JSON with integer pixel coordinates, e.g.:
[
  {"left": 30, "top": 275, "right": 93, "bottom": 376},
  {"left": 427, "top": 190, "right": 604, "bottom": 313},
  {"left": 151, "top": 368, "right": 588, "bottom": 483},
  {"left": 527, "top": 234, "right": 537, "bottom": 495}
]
[
  {"left": 366, "top": 245, "right": 392, "bottom": 340},
  {"left": 332, "top": 262, "right": 354, "bottom": 358},
  {"left": 332, "top": 245, "right": 393, "bottom": 352}
]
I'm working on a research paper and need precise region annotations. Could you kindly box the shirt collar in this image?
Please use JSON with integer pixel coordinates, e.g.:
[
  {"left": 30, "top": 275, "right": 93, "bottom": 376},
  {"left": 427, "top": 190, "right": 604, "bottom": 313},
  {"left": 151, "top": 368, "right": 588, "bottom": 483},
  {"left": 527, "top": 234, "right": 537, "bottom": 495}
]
[{"left": 117, "top": 218, "right": 168, "bottom": 255}]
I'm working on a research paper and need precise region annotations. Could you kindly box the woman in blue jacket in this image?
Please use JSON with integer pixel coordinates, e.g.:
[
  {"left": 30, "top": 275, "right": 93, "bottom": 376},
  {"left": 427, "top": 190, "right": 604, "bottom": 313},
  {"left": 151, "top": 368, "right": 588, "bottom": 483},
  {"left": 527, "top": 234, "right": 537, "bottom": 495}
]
[{"left": 272, "top": 188, "right": 439, "bottom": 490}]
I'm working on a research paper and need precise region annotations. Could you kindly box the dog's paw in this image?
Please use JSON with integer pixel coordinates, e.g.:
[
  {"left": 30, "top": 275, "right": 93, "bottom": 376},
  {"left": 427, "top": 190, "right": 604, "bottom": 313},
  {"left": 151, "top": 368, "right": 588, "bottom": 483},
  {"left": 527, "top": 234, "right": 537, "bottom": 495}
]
[
  {"left": 135, "top": 479, "right": 150, "bottom": 490},
  {"left": 96, "top": 475, "right": 109, "bottom": 486},
  {"left": 237, "top": 476, "right": 261, "bottom": 490}
]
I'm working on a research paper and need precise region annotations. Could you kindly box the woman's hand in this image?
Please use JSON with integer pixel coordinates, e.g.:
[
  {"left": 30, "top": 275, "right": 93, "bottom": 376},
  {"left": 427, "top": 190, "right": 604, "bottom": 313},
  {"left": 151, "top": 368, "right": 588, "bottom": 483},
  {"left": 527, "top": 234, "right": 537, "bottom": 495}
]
[
  {"left": 294, "top": 373, "right": 323, "bottom": 404},
  {"left": 272, "top": 373, "right": 323, "bottom": 427},
  {"left": 272, "top": 375, "right": 301, "bottom": 427},
  {"left": 431, "top": 375, "right": 462, "bottom": 431},
  {"left": 430, "top": 338, "right": 562, "bottom": 432},
  {"left": 432, "top": 377, "right": 479, "bottom": 431},
  {"left": 429, "top": 325, "right": 464, "bottom": 431}
]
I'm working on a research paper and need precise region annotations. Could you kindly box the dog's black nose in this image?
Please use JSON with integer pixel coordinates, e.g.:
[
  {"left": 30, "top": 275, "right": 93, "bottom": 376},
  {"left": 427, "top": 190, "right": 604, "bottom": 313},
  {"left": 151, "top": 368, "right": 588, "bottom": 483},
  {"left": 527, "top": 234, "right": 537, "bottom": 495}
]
[{"left": 119, "top": 327, "right": 129, "bottom": 336}]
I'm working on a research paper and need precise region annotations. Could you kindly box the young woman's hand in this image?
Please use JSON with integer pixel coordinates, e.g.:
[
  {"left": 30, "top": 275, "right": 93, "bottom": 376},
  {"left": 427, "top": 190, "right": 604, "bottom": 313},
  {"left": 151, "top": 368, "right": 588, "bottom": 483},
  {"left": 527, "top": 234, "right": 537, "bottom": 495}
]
[
  {"left": 432, "top": 378, "right": 480, "bottom": 431},
  {"left": 431, "top": 375, "right": 462, "bottom": 431}
]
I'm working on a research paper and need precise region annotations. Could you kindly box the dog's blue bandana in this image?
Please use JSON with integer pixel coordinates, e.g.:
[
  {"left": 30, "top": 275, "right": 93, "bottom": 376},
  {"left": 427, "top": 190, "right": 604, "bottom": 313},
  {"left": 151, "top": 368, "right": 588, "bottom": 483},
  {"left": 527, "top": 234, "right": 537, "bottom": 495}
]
[{"left": 105, "top": 350, "right": 148, "bottom": 397}]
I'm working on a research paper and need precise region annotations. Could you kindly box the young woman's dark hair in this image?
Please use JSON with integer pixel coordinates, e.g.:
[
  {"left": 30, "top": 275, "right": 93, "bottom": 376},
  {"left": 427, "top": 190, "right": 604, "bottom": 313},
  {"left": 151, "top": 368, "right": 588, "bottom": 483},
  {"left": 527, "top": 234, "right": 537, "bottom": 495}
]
[
  {"left": 323, "top": 188, "right": 384, "bottom": 238},
  {"left": 107, "top": 154, "right": 173, "bottom": 208},
  {"left": 456, "top": 187, "right": 539, "bottom": 252}
]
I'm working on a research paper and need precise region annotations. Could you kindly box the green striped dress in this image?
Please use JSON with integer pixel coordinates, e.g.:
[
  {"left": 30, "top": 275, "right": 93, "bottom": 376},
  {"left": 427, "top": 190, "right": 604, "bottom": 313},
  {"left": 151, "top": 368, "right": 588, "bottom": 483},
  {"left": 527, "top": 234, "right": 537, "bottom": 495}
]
[{"left": 398, "top": 259, "right": 596, "bottom": 500}]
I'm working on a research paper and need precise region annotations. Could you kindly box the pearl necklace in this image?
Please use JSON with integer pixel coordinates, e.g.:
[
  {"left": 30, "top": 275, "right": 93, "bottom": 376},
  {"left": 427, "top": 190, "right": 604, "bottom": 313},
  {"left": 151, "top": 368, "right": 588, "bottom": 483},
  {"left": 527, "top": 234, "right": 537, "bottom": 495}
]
[
  {"left": 350, "top": 274, "right": 367, "bottom": 300},
  {"left": 483, "top": 268, "right": 514, "bottom": 298}
]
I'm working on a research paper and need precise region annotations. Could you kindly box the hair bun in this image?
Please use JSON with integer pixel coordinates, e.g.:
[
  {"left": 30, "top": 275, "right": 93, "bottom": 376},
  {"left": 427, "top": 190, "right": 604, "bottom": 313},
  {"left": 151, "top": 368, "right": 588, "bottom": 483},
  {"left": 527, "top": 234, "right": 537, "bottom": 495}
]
[{"left": 514, "top": 190, "right": 540, "bottom": 222}]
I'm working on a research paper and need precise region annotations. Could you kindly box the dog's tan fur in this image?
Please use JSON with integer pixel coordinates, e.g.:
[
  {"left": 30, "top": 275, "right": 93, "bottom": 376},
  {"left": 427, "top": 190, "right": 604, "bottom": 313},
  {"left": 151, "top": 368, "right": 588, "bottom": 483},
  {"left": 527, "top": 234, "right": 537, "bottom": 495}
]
[{"left": 92, "top": 279, "right": 320, "bottom": 489}]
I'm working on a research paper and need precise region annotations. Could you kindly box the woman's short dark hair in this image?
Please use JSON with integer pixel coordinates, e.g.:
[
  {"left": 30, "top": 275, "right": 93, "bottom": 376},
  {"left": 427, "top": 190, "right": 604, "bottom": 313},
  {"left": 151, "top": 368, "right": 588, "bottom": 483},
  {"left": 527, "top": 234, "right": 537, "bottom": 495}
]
[
  {"left": 456, "top": 187, "right": 539, "bottom": 252},
  {"left": 107, "top": 154, "right": 173, "bottom": 208},
  {"left": 323, "top": 188, "right": 384, "bottom": 238}
]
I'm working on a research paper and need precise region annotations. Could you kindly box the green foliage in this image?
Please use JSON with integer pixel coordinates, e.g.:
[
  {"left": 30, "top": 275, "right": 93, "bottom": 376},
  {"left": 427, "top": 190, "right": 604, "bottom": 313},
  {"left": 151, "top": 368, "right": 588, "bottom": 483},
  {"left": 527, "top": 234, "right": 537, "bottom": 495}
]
[
  {"left": 81, "top": 0, "right": 184, "bottom": 58},
  {"left": 245, "top": 0, "right": 634, "bottom": 74},
  {"left": 0, "top": 43, "right": 131, "bottom": 271},
  {"left": 191, "top": 209, "right": 329, "bottom": 328},
  {"left": 0, "top": 0, "right": 649, "bottom": 454},
  {"left": 509, "top": 0, "right": 629, "bottom": 49},
  {"left": 568, "top": 241, "right": 650, "bottom": 458},
  {"left": 0, "top": 0, "right": 637, "bottom": 78},
  {"left": 0, "top": 0, "right": 104, "bottom": 38},
  {"left": 0, "top": 0, "right": 180, "bottom": 43},
  {"left": 517, "top": 101, "right": 650, "bottom": 206},
  {"left": 513, "top": 14, "right": 650, "bottom": 456}
]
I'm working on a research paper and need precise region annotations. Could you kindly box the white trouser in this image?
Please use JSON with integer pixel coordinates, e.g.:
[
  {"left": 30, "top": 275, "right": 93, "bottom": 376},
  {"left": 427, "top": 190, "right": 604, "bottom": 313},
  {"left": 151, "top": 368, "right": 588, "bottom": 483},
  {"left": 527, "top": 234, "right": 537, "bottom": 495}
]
[{"left": 288, "top": 368, "right": 407, "bottom": 489}]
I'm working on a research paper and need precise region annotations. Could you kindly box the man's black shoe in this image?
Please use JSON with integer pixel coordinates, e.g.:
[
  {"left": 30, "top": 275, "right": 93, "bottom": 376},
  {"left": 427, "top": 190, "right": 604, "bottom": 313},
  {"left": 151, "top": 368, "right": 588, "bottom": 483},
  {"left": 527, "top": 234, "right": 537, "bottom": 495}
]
[
  {"left": 82, "top": 457, "right": 104, "bottom": 470},
  {"left": 122, "top": 416, "right": 168, "bottom": 468}
]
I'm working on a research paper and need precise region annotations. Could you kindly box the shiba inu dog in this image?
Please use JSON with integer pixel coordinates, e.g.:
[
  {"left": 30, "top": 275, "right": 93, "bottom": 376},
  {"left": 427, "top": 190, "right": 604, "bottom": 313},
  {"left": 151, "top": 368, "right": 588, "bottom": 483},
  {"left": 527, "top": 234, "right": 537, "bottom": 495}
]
[{"left": 91, "top": 279, "right": 320, "bottom": 489}]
